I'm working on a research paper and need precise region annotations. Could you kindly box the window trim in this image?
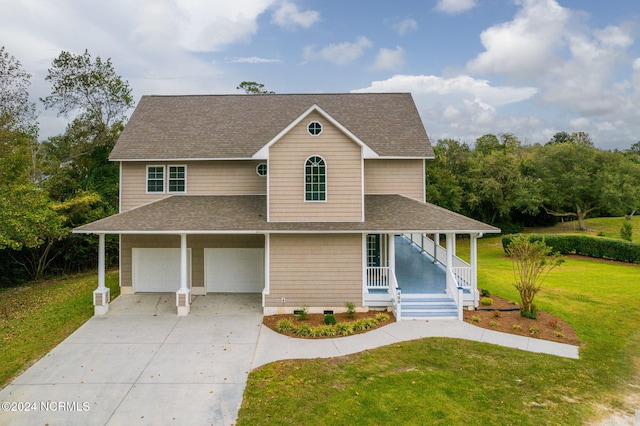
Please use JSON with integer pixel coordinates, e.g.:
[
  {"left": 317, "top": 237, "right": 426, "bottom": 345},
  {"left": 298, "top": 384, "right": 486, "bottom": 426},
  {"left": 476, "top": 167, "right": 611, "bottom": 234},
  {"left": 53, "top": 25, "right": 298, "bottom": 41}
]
[
  {"left": 304, "top": 155, "right": 327, "bottom": 202},
  {"left": 146, "top": 164, "right": 187, "bottom": 194},
  {"left": 146, "top": 165, "right": 165, "bottom": 194},
  {"left": 167, "top": 164, "right": 187, "bottom": 193},
  {"left": 307, "top": 121, "right": 323, "bottom": 136},
  {"left": 256, "top": 163, "right": 267, "bottom": 177}
]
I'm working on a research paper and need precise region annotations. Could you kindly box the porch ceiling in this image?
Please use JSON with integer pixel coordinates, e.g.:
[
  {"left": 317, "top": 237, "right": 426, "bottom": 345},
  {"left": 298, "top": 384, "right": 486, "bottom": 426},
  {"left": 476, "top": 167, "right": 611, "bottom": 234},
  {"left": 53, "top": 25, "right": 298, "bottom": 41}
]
[{"left": 73, "top": 195, "right": 500, "bottom": 234}]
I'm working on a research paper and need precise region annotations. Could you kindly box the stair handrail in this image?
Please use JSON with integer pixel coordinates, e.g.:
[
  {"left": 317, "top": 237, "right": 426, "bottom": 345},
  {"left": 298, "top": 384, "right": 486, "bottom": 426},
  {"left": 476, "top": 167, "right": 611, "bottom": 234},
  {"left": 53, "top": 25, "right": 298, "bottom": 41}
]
[{"left": 446, "top": 268, "right": 464, "bottom": 321}]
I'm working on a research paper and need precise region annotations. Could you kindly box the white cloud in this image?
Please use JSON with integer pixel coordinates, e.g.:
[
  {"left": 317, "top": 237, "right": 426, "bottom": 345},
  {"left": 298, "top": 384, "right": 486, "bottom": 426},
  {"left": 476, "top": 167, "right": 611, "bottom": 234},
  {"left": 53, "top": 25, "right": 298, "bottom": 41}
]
[
  {"left": 226, "top": 56, "right": 282, "bottom": 63},
  {"left": 371, "top": 47, "right": 405, "bottom": 71},
  {"left": 272, "top": 1, "right": 320, "bottom": 28},
  {"left": 435, "top": 0, "right": 477, "bottom": 14},
  {"left": 570, "top": 117, "right": 590, "bottom": 129},
  {"left": 392, "top": 18, "right": 418, "bottom": 36},
  {"left": 467, "top": 0, "right": 570, "bottom": 78},
  {"left": 304, "top": 36, "right": 373, "bottom": 66},
  {"left": 353, "top": 74, "right": 537, "bottom": 106}
]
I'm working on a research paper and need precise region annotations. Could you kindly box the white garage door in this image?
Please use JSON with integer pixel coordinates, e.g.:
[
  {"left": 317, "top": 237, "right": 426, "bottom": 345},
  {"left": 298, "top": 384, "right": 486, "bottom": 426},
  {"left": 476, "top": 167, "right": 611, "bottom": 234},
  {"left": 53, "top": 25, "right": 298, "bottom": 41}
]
[
  {"left": 205, "top": 248, "right": 264, "bottom": 293},
  {"left": 133, "top": 248, "right": 191, "bottom": 292}
]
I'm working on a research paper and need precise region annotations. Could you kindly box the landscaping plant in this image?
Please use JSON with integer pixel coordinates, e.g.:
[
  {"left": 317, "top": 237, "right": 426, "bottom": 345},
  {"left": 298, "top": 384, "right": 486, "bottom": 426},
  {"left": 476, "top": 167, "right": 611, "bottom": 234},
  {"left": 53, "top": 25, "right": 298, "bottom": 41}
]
[{"left": 506, "top": 234, "right": 564, "bottom": 319}]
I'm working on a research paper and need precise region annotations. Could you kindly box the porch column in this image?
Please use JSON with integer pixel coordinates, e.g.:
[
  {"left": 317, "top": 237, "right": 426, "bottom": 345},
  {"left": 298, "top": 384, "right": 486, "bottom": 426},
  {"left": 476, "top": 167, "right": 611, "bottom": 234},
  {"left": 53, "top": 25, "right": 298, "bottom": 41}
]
[
  {"left": 445, "top": 233, "right": 454, "bottom": 290},
  {"left": 470, "top": 233, "right": 479, "bottom": 308},
  {"left": 433, "top": 233, "right": 440, "bottom": 264},
  {"left": 176, "top": 233, "right": 190, "bottom": 316},
  {"left": 93, "top": 233, "right": 110, "bottom": 315},
  {"left": 388, "top": 234, "right": 395, "bottom": 271}
]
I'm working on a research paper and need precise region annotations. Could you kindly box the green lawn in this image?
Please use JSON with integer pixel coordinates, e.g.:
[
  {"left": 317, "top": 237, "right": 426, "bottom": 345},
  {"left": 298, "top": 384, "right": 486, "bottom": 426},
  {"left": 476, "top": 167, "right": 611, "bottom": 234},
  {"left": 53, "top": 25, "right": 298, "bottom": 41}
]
[
  {"left": 0, "top": 271, "right": 119, "bottom": 389},
  {"left": 238, "top": 234, "right": 640, "bottom": 425},
  {"left": 527, "top": 216, "right": 640, "bottom": 241}
]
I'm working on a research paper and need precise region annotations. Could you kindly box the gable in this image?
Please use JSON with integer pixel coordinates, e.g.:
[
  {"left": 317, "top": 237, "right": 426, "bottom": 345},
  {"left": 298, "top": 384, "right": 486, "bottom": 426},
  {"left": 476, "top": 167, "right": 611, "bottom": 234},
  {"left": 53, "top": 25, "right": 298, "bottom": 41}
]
[{"left": 109, "top": 93, "right": 433, "bottom": 161}]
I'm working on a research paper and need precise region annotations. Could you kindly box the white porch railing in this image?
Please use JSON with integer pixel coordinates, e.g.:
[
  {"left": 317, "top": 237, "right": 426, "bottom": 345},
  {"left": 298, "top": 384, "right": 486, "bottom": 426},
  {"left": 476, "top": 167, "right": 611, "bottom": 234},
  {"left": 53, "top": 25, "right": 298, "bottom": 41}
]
[
  {"left": 366, "top": 266, "right": 401, "bottom": 321},
  {"left": 451, "top": 266, "right": 472, "bottom": 289},
  {"left": 446, "top": 268, "right": 464, "bottom": 320}
]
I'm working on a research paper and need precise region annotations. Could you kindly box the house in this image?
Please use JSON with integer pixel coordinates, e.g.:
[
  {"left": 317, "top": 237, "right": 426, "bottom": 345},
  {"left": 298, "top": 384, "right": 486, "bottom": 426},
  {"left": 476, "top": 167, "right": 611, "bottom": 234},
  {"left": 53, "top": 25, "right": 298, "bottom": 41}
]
[{"left": 74, "top": 93, "right": 499, "bottom": 319}]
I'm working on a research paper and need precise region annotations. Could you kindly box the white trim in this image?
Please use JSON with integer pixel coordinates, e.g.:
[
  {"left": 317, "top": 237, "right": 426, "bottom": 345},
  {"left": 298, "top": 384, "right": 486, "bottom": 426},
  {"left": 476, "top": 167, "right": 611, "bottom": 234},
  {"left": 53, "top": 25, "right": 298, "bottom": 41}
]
[
  {"left": 167, "top": 164, "right": 187, "bottom": 193},
  {"left": 146, "top": 164, "right": 165, "bottom": 194},
  {"left": 118, "top": 162, "right": 122, "bottom": 213},
  {"left": 75, "top": 228, "right": 499, "bottom": 235},
  {"left": 422, "top": 159, "right": 426, "bottom": 203},
  {"left": 112, "top": 155, "right": 433, "bottom": 162},
  {"left": 252, "top": 104, "right": 380, "bottom": 159},
  {"left": 256, "top": 163, "right": 267, "bottom": 176},
  {"left": 263, "top": 233, "right": 270, "bottom": 306},
  {"left": 266, "top": 158, "right": 271, "bottom": 222},
  {"left": 307, "top": 120, "right": 323, "bottom": 136},
  {"left": 360, "top": 153, "right": 365, "bottom": 222},
  {"left": 303, "top": 155, "right": 327, "bottom": 203},
  {"left": 361, "top": 233, "right": 367, "bottom": 307}
]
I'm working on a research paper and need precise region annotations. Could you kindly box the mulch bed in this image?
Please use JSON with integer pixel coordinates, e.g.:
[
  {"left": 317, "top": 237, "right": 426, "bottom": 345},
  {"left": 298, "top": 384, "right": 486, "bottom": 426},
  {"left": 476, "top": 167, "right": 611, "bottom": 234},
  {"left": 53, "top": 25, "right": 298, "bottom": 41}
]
[
  {"left": 262, "top": 310, "right": 395, "bottom": 339},
  {"left": 263, "top": 297, "right": 579, "bottom": 346},
  {"left": 463, "top": 296, "right": 580, "bottom": 345}
]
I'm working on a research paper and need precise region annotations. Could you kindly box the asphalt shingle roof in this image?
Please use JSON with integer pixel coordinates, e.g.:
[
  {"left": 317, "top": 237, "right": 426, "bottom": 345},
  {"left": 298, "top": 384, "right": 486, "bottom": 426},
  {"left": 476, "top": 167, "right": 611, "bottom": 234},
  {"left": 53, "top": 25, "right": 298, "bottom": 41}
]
[
  {"left": 74, "top": 195, "right": 500, "bottom": 234},
  {"left": 109, "top": 93, "right": 433, "bottom": 160}
]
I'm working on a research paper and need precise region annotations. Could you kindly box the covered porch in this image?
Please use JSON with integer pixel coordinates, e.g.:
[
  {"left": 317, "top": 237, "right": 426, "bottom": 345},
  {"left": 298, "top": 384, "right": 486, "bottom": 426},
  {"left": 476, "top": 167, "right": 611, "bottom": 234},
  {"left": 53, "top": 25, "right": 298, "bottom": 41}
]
[{"left": 364, "top": 233, "right": 482, "bottom": 320}]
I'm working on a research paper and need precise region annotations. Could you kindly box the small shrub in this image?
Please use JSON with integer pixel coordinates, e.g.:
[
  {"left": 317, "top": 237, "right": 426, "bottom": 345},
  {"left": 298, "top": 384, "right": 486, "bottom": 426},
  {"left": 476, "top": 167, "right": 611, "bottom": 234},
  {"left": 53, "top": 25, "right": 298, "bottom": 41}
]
[
  {"left": 512, "top": 324, "right": 522, "bottom": 331},
  {"left": 275, "top": 319, "right": 295, "bottom": 333},
  {"left": 492, "top": 310, "right": 502, "bottom": 318},
  {"left": 489, "top": 320, "right": 500, "bottom": 328},
  {"left": 313, "top": 325, "right": 337, "bottom": 337},
  {"left": 324, "top": 313, "right": 337, "bottom": 325},
  {"left": 480, "top": 297, "right": 493, "bottom": 306},
  {"left": 335, "top": 322, "right": 353, "bottom": 335},
  {"left": 344, "top": 302, "right": 356, "bottom": 319},
  {"left": 295, "top": 324, "right": 312, "bottom": 336},
  {"left": 375, "top": 312, "right": 390, "bottom": 322},
  {"left": 480, "top": 288, "right": 490, "bottom": 297},
  {"left": 547, "top": 318, "right": 558, "bottom": 329},
  {"left": 555, "top": 332, "right": 565, "bottom": 339},
  {"left": 295, "top": 305, "right": 309, "bottom": 321},
  {"left": 471, "top": 315, "right": 480, "bottom": 323},
  {"left": 621, "top": 222, "right": 633, "bottom": 242},
  {"left": 597, "top": 231, "right": 606, "bottom": 237},
  {"left": 529, "top": 327, "right": 540, "bottom": 335},
  {"left": 521, "top": 308, "right": 537, "bottom": 320},
  {"left": 352, "top": 319, "right": 367, "bottom": 331}
]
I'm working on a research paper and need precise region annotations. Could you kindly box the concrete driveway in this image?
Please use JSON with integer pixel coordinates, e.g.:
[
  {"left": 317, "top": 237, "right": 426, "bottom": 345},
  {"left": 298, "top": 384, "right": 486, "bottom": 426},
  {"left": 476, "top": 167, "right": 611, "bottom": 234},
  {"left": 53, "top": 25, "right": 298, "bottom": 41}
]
[{"left": 0, "top": 294, "right": 263, "bottom": 426}]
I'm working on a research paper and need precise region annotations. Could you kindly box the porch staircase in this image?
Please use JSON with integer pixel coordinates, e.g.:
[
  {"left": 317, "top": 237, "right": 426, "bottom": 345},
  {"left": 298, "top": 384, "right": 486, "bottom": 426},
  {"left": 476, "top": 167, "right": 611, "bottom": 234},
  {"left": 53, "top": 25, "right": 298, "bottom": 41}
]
[{"left": 400, "top": 294, "right": 458, "bottom": 320}]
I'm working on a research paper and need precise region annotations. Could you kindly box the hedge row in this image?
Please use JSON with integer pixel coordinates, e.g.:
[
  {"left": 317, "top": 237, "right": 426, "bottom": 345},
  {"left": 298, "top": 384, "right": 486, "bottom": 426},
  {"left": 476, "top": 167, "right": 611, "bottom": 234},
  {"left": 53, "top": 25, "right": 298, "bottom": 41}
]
[{"left": 502, "top": 234, "right": 640, "bottom": 264}]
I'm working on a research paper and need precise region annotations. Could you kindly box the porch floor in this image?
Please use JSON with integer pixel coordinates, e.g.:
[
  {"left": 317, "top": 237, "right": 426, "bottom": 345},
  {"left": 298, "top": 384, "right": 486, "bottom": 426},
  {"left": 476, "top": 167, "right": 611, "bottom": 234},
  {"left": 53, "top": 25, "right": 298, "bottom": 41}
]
[{"left": 393, "top": 236, "right": 447, "bottom": 295}]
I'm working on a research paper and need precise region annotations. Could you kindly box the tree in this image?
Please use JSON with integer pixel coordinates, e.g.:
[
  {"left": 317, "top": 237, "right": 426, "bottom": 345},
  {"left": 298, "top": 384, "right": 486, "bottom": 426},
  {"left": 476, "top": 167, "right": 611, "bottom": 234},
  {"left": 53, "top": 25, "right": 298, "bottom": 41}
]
[
  {"left": 546, "top": 131, "right": 594, "bottom": 147},
  {"left": 0, "top": 46, "right": 38, "bottom": 135},
  {"left": 529, "top": 143, "right": 609, "bottom": 230},
  {"left": 41, "top": 50, "right": 133, "bottom": 214},
  {"left": 0, "top": 184, "right": 67, "bottom": 279},
  {"left": 41, "top": 50, "right": 133, "bottom": 127},
  {"left": 506, "top": 235, "right": 564, "bottom": 319},
  {"left": 236, "top": 81, "right": 274, "bottom": 94}
]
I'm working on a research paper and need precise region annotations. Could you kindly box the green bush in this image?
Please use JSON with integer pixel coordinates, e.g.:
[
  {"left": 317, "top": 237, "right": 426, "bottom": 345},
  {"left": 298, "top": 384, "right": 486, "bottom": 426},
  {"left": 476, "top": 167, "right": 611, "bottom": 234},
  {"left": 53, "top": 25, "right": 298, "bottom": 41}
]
[
  {"left": 621, "top": 222, "right": 633, "bottom": 242},
  {"left": 502, "top": 234, "right": 640, "bottom": 264},
  {"left": 275, "top": 319, "right": 295, "bottom": 333},
  {"left": 295, "top": 324, "right": 312, "bottom": 337},
  {"left": 480, "top": 297, "right": 493, "bottom": 306},
  {"left": 375, "top": 312, "right": 390, "bottom": 322},
  {"left": 324, "top": 313, "right": 336, "bottom": 325},
  {"left": 344, "top": 302, "right": 356, "bottom": 319},
  {"left": 312, "top": 325, "right": 337, "bottom": 337},
  {"left": 335, "top": 322, "right": 353, "bottom": 335}
]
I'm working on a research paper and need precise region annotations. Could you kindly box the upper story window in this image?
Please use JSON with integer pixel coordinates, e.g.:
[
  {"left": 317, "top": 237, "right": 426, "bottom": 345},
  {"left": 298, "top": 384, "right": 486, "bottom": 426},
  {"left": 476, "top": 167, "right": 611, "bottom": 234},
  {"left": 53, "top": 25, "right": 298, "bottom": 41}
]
[
  {"left": 256, "top": 163, "right": 267, "bottom": 176},
  {"left": 147, "top": 166, "right": 165, "bottom": 193},
  {"left": 147, "top": 165, "right": 186, "bottom": 194},
  {"left": 305, "top": 156, "right": 326, "bottom": 201},
  {"left": 168, "top": 165, "right": 186, "bottom": 192},
  {"left": 307, "top": 121, "right": 322, "bottom": 136}
]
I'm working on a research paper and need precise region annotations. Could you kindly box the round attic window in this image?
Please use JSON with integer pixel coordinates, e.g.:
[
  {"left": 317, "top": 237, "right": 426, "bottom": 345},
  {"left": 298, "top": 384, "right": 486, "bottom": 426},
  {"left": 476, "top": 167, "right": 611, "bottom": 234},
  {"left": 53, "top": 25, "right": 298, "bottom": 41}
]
[{"left": 307, "top": 121, "right": 322, "bottom": 136}]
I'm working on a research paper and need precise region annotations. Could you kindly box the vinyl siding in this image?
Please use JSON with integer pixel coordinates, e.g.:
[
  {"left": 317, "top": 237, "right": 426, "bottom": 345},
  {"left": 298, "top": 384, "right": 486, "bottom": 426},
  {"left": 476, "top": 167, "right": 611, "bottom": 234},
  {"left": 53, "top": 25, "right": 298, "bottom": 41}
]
[
  {"left": 364, "top": 159, "right": 425, "bottom": 202},
  {"left": 120, "top": 234, "right": 264, "bottom": 291},
  {"left": 268, "top": 111, "right": 363, "bottom": 222},
  {"left": 120, "top": 160, "right": 267, "bottom": 212},
  {"left": 265, "top": 234, "right": 363, "bottom": 308}
]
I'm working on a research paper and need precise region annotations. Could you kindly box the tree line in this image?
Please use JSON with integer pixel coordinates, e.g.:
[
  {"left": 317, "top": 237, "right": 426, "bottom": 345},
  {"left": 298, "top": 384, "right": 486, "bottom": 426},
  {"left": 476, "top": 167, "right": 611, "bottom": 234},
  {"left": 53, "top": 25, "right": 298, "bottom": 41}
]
[
  {"left": 1, "top": 46, "right": 640, "bottom": 286},
  {"left": 426, "top": 133, "right": 640, "bottom": 233},
  {"left": 0, "top": 47, "right": 132, "bottom": 286}
]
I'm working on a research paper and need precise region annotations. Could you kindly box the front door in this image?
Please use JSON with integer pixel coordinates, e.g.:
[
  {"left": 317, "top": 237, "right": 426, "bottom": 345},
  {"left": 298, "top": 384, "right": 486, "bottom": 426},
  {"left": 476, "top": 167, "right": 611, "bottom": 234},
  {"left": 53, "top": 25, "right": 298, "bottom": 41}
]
[{"left": 367, "top": 234, "right": 381, "bottom": 267}]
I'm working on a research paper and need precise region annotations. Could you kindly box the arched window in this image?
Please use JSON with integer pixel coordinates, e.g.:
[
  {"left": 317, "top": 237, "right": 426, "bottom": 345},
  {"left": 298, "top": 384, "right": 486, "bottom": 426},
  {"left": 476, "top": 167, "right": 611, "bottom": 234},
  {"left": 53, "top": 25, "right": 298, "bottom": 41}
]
[{"left": 305, "top": 156, "right": 326, "bottom": 201}]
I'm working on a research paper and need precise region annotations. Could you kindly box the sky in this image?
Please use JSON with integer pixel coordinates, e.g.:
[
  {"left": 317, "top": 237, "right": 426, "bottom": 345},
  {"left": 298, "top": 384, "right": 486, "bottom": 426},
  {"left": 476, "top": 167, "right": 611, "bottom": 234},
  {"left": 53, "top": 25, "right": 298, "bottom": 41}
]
[{"left": 1, "top": 0, "right": 639, "bottom": 150}]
